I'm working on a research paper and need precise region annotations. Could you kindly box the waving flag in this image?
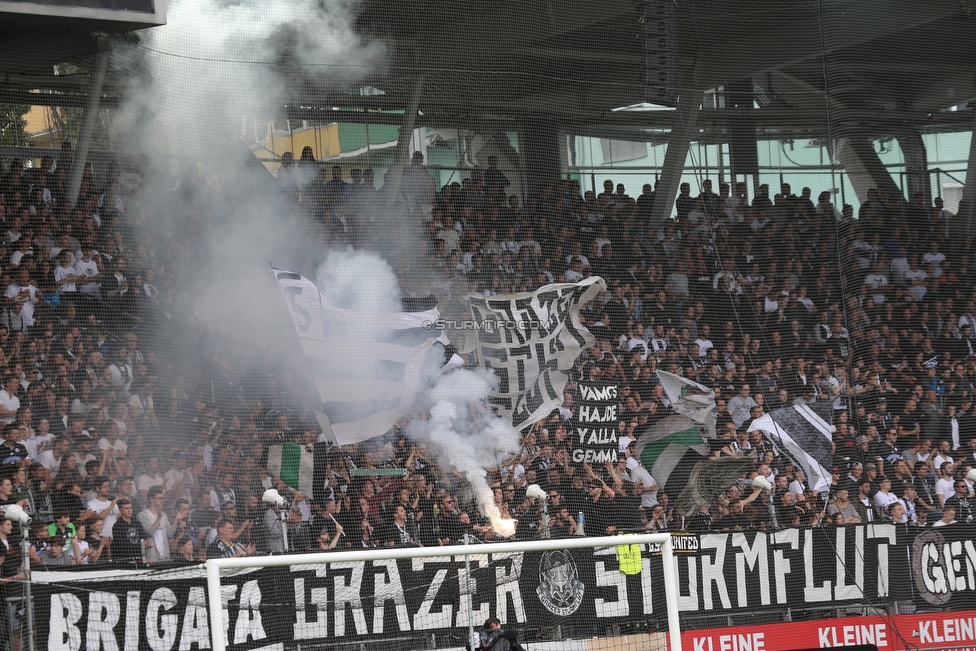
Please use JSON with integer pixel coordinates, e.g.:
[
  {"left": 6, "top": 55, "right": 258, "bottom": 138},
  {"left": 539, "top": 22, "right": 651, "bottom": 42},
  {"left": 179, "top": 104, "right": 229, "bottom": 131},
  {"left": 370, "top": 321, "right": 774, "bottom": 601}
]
[
  {"left": 468, "top": 276, "right": 606, "bottom": 430},
  {"left": 655, "top": 369, "right": 717, "bottom": 436},
  {"left": 674, "top": 452, "right": 758, "bottom": 517},
  {"left": 274, "top": 268, "right": 463, "bottom": 445},
  {"left": 748, "top": 402, "right": 835, "bottom": 492},
  {"left": 266, "top": 442, "right": 315, "bottom": 495},
  {"left": 635, "top": 415, "right": 712, "bottom": 499},
  {"left": 635, "top": 371, "right": 718, "bottom": 512}
]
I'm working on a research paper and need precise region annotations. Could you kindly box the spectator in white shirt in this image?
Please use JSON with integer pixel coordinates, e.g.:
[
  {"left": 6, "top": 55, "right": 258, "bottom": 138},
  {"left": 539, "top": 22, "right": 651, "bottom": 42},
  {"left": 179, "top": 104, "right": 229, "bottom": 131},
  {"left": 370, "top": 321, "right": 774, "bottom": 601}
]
[
  {"left": 935, "top": 462, "right": 956, "bottom": 507},
  {"left": 933, "top": 503, "right": 957, "bottom": 527},
  {"left": 87, "top": 477, "right": 120, "bottom": 538},
  {"left": 136, "top": 455, "right": 165, "bottom": 504},
  {"left": 0, "top": 374, "right": 20, "bottom": 426},
  {"left": 35, "top": 435, "right": 70, "bottom": 474},
  {"left": 872, "top": 476, "right": 900, "bottom": 518}
]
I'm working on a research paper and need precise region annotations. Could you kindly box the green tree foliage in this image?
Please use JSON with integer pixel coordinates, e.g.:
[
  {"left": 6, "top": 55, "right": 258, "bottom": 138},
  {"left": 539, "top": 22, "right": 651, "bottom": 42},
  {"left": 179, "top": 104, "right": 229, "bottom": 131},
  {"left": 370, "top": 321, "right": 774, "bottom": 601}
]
[
  {"left": 0, "top": 104, "right": 34, "bottom": 148},
  {"left": 55, "top": 106, "right": 124, "bottom": 152},
  {"left": 49, "top": 63, "right": 125, "bottom": 151}
]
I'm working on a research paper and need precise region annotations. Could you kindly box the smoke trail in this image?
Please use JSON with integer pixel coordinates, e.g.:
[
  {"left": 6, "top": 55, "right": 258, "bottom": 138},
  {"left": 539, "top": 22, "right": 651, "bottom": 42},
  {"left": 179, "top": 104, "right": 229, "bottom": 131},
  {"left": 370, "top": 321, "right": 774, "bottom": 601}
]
[
  {"left": 110, "top": 0, "right": 386, "bottom": 371},
  {"left": 311, "top": 247, "right": 412, "bottom": 384},
  {"left": 111, "top": 0, "right": 525, "bottom": 527},
  {"left": 121, "top": 0, "right": 384, "bottom": 160},
  {"left": 300, "top": 251, "right": 522, "bottom": 536},
  {"left": 409, "top": 369, "right": 521, "bottom": 537}
]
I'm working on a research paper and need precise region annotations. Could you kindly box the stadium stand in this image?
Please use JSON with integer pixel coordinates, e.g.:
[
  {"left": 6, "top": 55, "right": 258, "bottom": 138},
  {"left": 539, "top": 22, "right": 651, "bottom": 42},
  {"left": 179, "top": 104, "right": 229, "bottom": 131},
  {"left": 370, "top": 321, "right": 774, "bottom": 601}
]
[{"left": 0, "top": 148, "right": 970, "bottom": 570}]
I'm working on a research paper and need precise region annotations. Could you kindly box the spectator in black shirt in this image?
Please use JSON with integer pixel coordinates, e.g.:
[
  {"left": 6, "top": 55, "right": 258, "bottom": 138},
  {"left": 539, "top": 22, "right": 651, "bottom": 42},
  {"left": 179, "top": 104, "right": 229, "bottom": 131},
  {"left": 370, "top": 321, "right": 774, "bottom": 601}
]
[
  {"left": 715, "top": 501, "right": 749, "bottom": 530},
  {"left": 748, "top": 430, "right": 773, "bottom": 457},
  {"left": 581, "top": 465, "right": 615, "bottom": 537},
  {"left": 378, "top": 504, "right": 418, "bottom": 548},
  {"left": 189, "top": 492, "right": 217, "bottom": 542},
  {"left": 51, "top": 484, "right": 87, "bottom": 523},
  {"left": 435, "top": 494, "right": 467, "bottom": 545},
  {"left": 636, "top": 184, "right": 655, "bottom": 222},
  {"left": 872, "top": 428, "right": 903, "bottom": 474},
  {"left": 0, "top": 423, "right": 28, "bottom": 466},
  {"left": 111, "top": 498, "right": 146, "bottom": 564},
  {"left": 549, "top": 507, "right": 577, "bottom": 538},
  {"left": 948, "top": 482, "right": 975, "bottom": 523},
  {"left": 562, "top": 473, "right": 589, "bottom": 516},
  {"left": 686, "top": 505, "right": 713, "bottom": 532},
  {"left": 482, "top": 156, "right": 510, "bottom": 195},
  {"left": 611, "top": 481, "right": 643, "bottom": 533}
]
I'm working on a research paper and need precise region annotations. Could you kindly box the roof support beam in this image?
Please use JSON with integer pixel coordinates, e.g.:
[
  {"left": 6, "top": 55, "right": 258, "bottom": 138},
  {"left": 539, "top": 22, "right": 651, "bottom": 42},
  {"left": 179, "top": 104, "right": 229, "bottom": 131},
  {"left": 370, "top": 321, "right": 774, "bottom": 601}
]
[
  {"left": 650, "top": 84, "right": 702, "bottom": 226},
  {"left": 686, "top": 0, "right": 967, "bottom": 90},
  {"left": 67, "top": 41, "right": 110, "bottom": 206},
  {"left": 960, "top": 113, "right": 976, "bottom": 234}
]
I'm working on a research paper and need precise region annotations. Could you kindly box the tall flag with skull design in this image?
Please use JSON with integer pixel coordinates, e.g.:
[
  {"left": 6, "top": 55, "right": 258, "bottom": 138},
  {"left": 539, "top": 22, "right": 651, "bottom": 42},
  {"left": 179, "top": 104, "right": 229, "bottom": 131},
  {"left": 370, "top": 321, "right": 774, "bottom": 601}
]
[
  {"left": 467, "top": 277, "right": 606, "bottom": 430},
  {"left": 748, "top": 402, "right": 835, "bottom": 492}
]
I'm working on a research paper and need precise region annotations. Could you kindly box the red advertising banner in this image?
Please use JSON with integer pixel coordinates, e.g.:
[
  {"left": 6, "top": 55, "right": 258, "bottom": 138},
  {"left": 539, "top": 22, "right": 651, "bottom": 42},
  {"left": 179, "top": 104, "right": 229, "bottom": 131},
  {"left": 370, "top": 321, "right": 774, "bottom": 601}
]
[{"left": 681, "top": 609, "right": 976, "bottom": 651}]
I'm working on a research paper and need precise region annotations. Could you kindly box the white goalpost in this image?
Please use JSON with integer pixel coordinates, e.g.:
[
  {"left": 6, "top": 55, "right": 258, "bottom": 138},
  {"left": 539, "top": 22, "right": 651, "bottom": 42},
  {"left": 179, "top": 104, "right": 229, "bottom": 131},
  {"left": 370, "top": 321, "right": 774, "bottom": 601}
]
[{"left": 206, "top": 533, "right": 683, "bottom": 651}]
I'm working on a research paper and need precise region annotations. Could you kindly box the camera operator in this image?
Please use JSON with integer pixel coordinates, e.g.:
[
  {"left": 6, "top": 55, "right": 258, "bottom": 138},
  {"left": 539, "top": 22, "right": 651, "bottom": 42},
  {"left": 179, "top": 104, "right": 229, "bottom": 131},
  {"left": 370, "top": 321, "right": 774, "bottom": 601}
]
[
  {"left": 266, "top": 503, "right": 310, "bottom": 553},
  {"left": 478, "top": 617, "right": 527, "bottom": 651}
]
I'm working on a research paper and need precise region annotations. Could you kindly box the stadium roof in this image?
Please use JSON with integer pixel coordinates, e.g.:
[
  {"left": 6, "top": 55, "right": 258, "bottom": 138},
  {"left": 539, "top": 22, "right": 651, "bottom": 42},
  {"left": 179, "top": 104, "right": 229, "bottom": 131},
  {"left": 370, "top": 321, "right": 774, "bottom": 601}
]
[{"left": 0, "top": 0, "right": 974, "bottom": 141}]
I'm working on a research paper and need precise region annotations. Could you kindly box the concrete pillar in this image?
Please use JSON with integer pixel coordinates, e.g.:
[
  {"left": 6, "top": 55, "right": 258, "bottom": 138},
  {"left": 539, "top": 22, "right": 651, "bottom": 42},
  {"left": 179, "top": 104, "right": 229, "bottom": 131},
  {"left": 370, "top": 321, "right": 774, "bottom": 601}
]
[
  {"left": 897, "top": 128, "right": 931, "bottom": 205},
  {"left": 832, "top": 136, "right": 901, "bottom": 204},
  {"left": 67, "top": 41, "right": 111, "bottom": 208},
  {"left": 960, "top": 116, "right": 976, "bottom": 234},
  {"left": 382, "top": 74, "right": 425, "bottom": 210},
  {"left": 519, "top": 118, "right": 563, "bottom": 195},
  {"left": 726, "top": 79, "right": 759, "bottom": 180},
  {"left": 649, "top": 89, "right": 702, "bottom": 226}
]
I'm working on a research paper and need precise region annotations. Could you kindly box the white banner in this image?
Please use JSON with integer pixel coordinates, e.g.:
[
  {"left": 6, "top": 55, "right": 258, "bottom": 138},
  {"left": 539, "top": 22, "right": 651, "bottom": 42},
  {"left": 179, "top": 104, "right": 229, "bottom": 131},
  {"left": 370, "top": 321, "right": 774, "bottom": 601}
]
[{"left": 274, "top": 268, "right": 461, "bottom": 445}]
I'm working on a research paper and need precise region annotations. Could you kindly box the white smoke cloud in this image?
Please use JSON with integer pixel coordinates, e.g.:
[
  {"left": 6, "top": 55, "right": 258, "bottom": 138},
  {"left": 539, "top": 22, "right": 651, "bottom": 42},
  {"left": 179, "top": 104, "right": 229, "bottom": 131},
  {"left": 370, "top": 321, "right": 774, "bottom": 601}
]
[
  {"left": 311, "top": 247, "right": 408, "bottom": 380},
  {"left": 121, "top": 0, "right": 385, "bottom": 160},
  {"left": 111, "top": 0, "right": 385, "bottom": 356},
  {"left": 111, "top": 0, "right": 525, "bottom": 535},
  {"left": 316, "top": 247, "right": 402, "bottom": 320},
  {"left": 409, "top": 369, "right": 521, "bottom": 537}
]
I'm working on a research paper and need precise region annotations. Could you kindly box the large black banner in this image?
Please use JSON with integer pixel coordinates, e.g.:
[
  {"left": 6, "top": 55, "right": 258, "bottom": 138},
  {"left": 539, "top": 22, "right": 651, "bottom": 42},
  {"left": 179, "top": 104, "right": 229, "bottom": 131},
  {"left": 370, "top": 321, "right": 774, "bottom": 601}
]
[
  {"left": 574, "top": 381, "right": 619, "bottom": 464},
  {"left": 35, "top": 523, "right": 923, "bottom": 651},
  {"left": 911, "top": 524, "right": 976, "bottom": 610}
]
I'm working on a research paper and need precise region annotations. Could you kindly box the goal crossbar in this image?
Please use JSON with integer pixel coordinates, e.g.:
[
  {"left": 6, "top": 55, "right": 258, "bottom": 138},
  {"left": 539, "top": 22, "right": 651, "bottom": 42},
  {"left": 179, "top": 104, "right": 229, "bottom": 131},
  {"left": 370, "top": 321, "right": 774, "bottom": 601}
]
[{"left": 206, "top": 532, "right": 681, "bottom": 651}]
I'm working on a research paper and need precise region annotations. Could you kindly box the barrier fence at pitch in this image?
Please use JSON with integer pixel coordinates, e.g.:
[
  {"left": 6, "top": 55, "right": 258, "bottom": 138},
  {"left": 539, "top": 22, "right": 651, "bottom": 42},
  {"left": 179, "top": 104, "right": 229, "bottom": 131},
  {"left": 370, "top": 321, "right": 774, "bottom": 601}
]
[
  {"left": 683, "top": 610, "right": 976, "bottom": 651},
  {"left": 33, "top": 523, "right": 976, "bottom": 651}
]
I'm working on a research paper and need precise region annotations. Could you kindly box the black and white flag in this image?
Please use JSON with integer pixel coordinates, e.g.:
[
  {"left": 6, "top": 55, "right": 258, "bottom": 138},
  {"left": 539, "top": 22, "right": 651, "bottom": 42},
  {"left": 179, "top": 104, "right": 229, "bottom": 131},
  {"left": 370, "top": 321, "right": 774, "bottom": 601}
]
[
  {"left": 274, "top": 268, "right": 463, "bottom": 445},
  {"left": 574, "top": 381, "right": 618, "bottom": 463},
  {"left": 468, "top": 277, "right": 605, "bottom": 430},
  {"left": 748, "top": 403, "right": 835, "bottom": 492}
]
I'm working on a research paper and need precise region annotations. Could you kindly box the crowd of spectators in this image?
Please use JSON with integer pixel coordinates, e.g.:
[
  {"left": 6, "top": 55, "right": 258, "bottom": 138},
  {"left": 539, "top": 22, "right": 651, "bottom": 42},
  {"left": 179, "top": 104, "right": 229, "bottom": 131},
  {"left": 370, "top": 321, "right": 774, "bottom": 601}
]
[{"left": 0, "top": 142, "right": 973, "bottom": 599}]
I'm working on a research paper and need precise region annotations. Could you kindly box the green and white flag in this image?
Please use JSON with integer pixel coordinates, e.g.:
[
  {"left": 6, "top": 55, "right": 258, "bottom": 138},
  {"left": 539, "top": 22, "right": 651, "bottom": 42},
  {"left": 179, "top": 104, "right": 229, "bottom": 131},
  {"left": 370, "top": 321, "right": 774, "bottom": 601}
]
[
  {"left": 635, "top": 414, "right": 712, "bottom": 509},
  {"left": 266, "top": 442, "right": 315, "bottom": 495},
  {"left": 637, "top": 418, "right": 710, "bottom": 489},
  {"left": 655, "top": 369, "right": 716, "bottom": 436}
]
